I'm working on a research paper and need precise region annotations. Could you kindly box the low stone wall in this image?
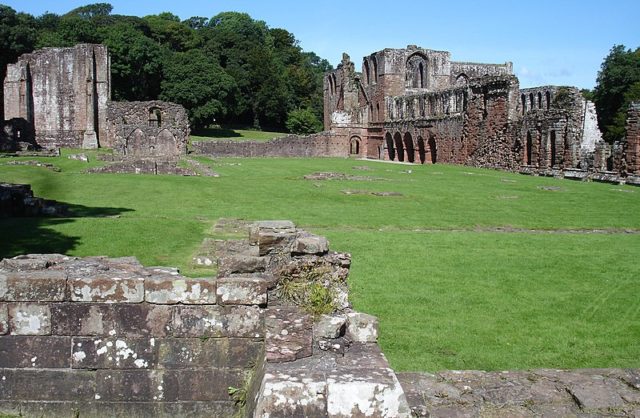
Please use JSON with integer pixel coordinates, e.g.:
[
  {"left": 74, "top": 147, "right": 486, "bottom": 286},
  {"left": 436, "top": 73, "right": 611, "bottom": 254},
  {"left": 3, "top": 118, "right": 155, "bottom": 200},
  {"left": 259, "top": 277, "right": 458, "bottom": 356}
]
[
  {"left": 0, "top": 183, "right": 67, "bottom": 217},
  {"left": 0, "top": 221, "right": 410, "bottom": 417},
  {"left": 191, "top": 132, "right": 349, "bottom": 158}
]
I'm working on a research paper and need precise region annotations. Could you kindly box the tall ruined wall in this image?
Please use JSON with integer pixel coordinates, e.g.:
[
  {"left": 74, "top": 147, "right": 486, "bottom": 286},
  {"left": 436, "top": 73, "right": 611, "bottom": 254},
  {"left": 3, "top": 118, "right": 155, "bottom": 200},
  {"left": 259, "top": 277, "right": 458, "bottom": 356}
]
[
  {"left": 625, "top": 102, "right": 640, "bottom": 175},
  {"left": 379, "top": 76, "right": 521, "bottom": 169},
  {"left": 517, "top": 87, "right": 589, "bottom": 169},
  {"left": 192, "top": 132, "right": 349, "bottom": 158},
  {"left": 106, "top": 101, "right": 189, "bottom": 158},
  {"left": 3, "top": 44, "right": 110, "bottom": 149},
  {"left": 450, "top": 61, "right": 513, "bottom": 82}
]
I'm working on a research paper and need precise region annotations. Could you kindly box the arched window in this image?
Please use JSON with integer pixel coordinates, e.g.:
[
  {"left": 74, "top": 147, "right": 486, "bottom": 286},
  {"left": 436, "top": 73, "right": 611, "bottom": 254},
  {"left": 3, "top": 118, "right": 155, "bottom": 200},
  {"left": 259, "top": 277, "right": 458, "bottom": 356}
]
[
  {"left": 455, "top": 73, "right": 469, "bottom": 86},
  {"left": 350, "top": 136, "right": 361, "bottom": 155},
  {"left": 148, "top": 107, "right": 162, "bottom": 128},
  {"left": 550, "top": 130, "right": 557, "bottom": 167},
  {"left": 537, "top": 92, "right": 543, "bottom": 109},
  {"left": 525, "top": 132, "right": 533, "bottom": 165},
  {"left": 371, "top": 56, "right": 378, "bottom": 83},
  {"left": 403, "top": 132, "right": 414, "bottom": 163},
  {"left": 545, "top": 91, "right": 551, "bottom": 110},
  {"left": 521, "top": 94, "right": 527, "bottom": 115},
  {"left": 394, "top": 132, "right": 404, "bottom": 162},
  {"left": 529, "top": 93, "right": 535, "bottom": 110},
  {"left": 406, "top": 53, "right": 428, "bottom": 89},
  {"left": 363, "top": 59, "right": 370, "bottom": 85}
]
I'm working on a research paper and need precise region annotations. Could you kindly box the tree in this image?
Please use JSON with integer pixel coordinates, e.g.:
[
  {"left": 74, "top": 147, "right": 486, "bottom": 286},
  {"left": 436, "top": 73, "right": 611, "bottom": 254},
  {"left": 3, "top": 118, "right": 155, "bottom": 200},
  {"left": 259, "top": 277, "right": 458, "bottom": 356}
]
[
  {"left": 286, "top": 108, "right": 323, "bottom": 134},
  {"left": 593, "top": 45, "right": 640, "bottom": 142},
  {"left": 98, "top": 20, "right": 166, "bottom": 100},
  {"left": 160, "top": 49, "right": 237, "bottom": 131}
]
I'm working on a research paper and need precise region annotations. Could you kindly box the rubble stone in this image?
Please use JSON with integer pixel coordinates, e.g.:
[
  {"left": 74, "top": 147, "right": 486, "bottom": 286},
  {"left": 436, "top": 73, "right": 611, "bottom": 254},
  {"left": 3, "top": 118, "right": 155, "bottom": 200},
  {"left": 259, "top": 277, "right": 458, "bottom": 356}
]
[
  {"left": 346, "top": 312, "right": 379, "bottom": 342},
  {"left": 216, "top": 276, "right": 267, "bottom": 305}
]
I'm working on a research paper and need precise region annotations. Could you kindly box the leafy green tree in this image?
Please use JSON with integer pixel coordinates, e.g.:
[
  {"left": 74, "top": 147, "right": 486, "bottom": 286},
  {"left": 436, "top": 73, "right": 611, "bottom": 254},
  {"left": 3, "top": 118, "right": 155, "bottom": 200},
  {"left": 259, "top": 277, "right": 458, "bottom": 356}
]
[
  {"left": 593, "top": 45, "right": 640, "bottom": 142},
  {"left": 286, "top": 108, "right": 323, "bottom": 134},
  {"left": 98, "top": 20, "right": 166, "bottom": 100},
  {"left": 0, "top": 5, "right": 37, "bottom": 115},
  {"left": 160, "top": 49, "right": 237, "bottom": 130},
  {"left": 144, "top": 13, "right": 198, "bottom": 52}
]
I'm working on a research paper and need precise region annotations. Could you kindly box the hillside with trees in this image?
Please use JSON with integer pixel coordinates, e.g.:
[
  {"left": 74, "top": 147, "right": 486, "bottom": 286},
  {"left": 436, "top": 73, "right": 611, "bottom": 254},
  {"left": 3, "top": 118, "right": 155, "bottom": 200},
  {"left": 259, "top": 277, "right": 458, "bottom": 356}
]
[{"left": 0, "top": 3, "right": 330, "bottom": 133}]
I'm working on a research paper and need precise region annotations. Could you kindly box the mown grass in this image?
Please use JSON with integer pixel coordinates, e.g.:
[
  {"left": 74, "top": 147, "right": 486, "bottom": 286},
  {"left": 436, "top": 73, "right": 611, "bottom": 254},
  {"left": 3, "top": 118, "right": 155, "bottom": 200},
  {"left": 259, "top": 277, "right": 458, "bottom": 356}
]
[
  {"left": 190, "top": 127, "right": 286, "bottom": 142},
  {"left": 1, "top": 153, "right": 639, "bottom": 371}
]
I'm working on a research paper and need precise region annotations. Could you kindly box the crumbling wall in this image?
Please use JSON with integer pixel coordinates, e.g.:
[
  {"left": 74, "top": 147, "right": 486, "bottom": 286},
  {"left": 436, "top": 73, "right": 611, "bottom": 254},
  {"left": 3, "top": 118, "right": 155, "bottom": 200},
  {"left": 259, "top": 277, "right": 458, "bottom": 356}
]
[
  {"left": 0, "top": 118, "right": 35, "bottom": 151},
  {"left": 625, "top": 102, "right": 640, "bottom": 175},
  {"left": 0, "top": 183, "right": 67, "bottom": 217},
  {"left": 3, "top": 44, "right": 110, "bottom": 150},
  {"left": 105, "top": 101, "right": 189, "bottom": 158},
  {"left": 191, "top": 132, "right": 349, "bottom": 158}
]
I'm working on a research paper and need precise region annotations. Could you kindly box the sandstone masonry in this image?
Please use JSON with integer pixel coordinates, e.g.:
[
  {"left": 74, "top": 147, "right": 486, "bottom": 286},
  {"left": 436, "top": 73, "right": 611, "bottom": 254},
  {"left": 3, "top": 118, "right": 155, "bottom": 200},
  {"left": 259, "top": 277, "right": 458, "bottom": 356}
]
[{"left": 3, "top": 44, "right": 189, "bottom": 157}]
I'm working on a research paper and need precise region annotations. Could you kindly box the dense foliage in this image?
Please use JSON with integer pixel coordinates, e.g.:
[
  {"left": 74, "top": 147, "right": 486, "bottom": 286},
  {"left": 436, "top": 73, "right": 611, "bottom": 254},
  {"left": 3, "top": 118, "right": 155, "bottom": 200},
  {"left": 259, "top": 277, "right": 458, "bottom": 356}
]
[
  {"left": 0, "top": 3, "right": 331, "bottom": 132},
  {"left": 592, "top": 45, "right": 640, "bottom": 143}
]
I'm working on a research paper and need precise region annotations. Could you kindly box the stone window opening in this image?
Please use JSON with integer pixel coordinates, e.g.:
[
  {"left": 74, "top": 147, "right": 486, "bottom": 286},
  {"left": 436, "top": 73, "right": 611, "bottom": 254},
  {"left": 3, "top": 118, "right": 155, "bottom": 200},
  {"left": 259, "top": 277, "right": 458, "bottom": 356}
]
[
  {"left": 521, "top": 94, "right": 527, "bottom": 115},
  {"left": 545, "top": 91, "right": 551, "bottom": 110},
  {"left": 376, "top": 103, "right": 380, "bottom": 122},
  {"left": 550, "top": 130, "right": 557, "bottom": 167},
  {"left": 371, "top": 56, "right": 378, "bottom": 83},
  {"left": 417, "top": 136, "right": 426, "bottom": 164},
  {"left": 148, "top": 108, "right": 162, "bottom": 128},
  {"left": 529, "top": 93, "right": 535, "bottom": 111},
  {"left": 537, "top": 92, "right": 543, "bottom": 109},
  {"left": 428, "top": 135, "right": 437, "bottom": 164},
  {"left": 363, "top": 59, "right": 370, "bottom": 85}
]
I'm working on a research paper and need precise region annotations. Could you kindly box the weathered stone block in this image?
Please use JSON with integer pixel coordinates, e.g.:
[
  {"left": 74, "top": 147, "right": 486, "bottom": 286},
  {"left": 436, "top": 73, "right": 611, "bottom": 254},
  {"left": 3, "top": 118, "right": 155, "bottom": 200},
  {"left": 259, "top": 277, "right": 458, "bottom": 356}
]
[
  {"left": 216, "top": 277, "right": 267, "bottom": 305},
  {"left": 164, "top": 369, "right": 245, "bottom": 401},
  {"left": 72, "top": 337, "right": 157, "bottom": 369},
  {"left": 249, "top": 220, "right": 297, "bottom": 255},
  {"left": 228, "top": 338, "right": 263, "bottom": 368},
  {"left": 173, "top": 305, "right": 263, "bottom": 338},
  {"left": 326, "top": 368, "right": 411, "bottom": 417},
  {"left": 293, "top": 234, "right": 329, "bottom": 255},
  {"left": 346, "top": 312, "right": 379, "bottom": 343},
  {"left": 0, "top": 369, "right": 96, "bottom": 401},
  {"left": 265, "top": 308, "right": 312, "bottom": 363},
  {"left": 145, "top": 277, "right": 216, "bottom": 304},
  {"left": 254, "top": 370, "right": 328, "bottom": 417},
  {"left": 158, "top": 338, "right": 228, "bottom": 369},
  {"left": 112, "top": 304, "right": 174, "bottom": 337},
  {"left": 96, "top": 370, "right": 167, "bottom": 402},
  {"left": 1, "top": 271, "right": 66, "bottom": 301},
  {"left": 0, "top": 336, "right": 71, "bottom": 368},
  {"left": 0, "top": 303, "right": 7, "bottom": 334},
  {"left": 314, "top": 314, "right": 346, "bottom": 339},
  {"left": 51, "top": 303, "right": 115, "bottom": 336},
  {"left": 68, "top": 276, "right": 145, "bottom": 303},
  {"left": 8, "top": 303, "right": 51, "bottom": 335},
  {"left": 0, "top": 257, "right": 49, "bottom": 272},
  {"left": 218, "top": 255, "right": 267, "bottom": 275}
]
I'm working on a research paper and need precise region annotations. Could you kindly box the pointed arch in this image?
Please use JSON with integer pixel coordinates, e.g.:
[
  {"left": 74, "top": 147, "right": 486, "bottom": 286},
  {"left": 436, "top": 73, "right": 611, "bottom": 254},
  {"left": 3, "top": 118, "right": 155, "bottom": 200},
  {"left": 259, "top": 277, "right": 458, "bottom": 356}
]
[
  {"left": 403, "top": 132, "right": 414, "bottom": 163},
  {"left": 385, "top": 132, "right": 395, "bottom": 161},
  {"left": 394, "top": 132, "right": 404, "bottom": 162}
]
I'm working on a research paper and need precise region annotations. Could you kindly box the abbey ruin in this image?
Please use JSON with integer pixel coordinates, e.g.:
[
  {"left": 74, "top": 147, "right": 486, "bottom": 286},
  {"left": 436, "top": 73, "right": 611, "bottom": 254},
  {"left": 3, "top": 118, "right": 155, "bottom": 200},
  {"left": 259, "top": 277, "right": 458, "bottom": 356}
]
[
  {"left": 1, "top": 44, "right": 188, "bottom": 158},
  {"left": 323, "top": 45, "right": 640, "bottom": 183}
]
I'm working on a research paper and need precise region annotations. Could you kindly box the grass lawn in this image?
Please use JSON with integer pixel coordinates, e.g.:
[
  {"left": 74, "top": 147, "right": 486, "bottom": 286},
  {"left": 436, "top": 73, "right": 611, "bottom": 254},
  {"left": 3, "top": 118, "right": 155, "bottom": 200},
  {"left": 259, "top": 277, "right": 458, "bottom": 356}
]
[
  {"left": 1, "top": 152, "right": 639, "bottom": 371},
  {"left": 189, "top": 127, "right": 286, "bottom": 142}
]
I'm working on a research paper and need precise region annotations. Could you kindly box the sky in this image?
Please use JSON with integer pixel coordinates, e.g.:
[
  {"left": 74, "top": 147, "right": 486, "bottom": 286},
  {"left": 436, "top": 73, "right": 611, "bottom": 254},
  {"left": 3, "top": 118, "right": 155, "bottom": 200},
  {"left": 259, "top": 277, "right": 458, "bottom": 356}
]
[{"left": 4, "top": 0, "right": 639, "bottom": 89}]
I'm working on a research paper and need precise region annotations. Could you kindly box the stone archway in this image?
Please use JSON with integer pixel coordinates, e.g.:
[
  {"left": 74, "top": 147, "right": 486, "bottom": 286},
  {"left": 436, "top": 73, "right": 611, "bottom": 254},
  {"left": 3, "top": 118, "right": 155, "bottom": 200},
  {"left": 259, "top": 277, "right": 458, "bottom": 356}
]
[
  {"left": 350, "top": 136, "right": 361, "bottom": 155},
  {"left": 394, "top": 132, "right": 404, "bottom": 162},
  {"left": 427, "top": 135, "right": 437, "bottom": 164},
  {"left": 403, "top": 132, "right": 414, "bottom": 163},
  {"left": 417, "top": 136, "right": 426, "bottom": 164},
  {"left": 385, "top": 132, "right": 395, "bottom": 161}
]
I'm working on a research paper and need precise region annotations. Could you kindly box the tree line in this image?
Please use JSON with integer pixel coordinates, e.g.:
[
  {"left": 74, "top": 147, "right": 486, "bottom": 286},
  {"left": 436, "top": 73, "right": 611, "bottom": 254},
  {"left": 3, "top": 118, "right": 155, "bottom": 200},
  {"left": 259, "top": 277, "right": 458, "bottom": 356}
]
[{"left": 0, "top": 3, "right": 330, "bottom": 133}]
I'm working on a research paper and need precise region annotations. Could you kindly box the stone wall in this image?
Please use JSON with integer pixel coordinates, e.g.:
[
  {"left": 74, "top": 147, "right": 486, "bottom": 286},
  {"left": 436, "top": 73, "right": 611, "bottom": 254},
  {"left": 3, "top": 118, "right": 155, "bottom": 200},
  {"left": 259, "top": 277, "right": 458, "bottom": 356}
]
[
  {"left": 625, "top": 102, "right": 640, "bottom": 175},
  {"left": 105, "top": 101, "right": 189, "bottom": 158},
  {"left": 0, "top": 183, "right": 67, "bottom": 217},
  {"left": 0, "top": 221, "right": 410, "bottom": 417},
  {"left": 0, "top": 118, "right": 35, "bottom": 151},
  {"left": 4, "top": 44, "right": 110, "bottom": 150},
  {"left": 191, "top": 132, "right": 349, "bottom": 158}
]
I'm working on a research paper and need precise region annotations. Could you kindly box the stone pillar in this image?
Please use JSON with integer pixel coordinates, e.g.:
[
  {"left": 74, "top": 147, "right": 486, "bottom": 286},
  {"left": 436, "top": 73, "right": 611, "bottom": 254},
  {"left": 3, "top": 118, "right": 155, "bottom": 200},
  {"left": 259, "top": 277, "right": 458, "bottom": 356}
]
[{"left": 82, "top": 52, "right": 98, "bottom": 149}]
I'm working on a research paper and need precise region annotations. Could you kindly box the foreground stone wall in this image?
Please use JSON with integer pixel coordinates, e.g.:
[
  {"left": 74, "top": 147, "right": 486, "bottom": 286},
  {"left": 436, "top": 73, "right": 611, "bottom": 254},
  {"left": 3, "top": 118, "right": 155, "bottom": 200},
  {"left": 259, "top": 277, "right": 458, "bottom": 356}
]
[
  {"left": 191, "top": 132, "right": 349, "bottom": 158},
  {"left": 105, "top": 101, "right": 189, "bottom": 157},
  {"left": 625, "top": 102, "right": 640, "bottom": 175},
  {"left": 0, "top": 221, "right": 410, "bottom": 417},
  {"left": 4, "top": 44, "right": 110, "bottom": 150},
  {"left": 0, "top": 254, "right": 260, "bottom": 417}
]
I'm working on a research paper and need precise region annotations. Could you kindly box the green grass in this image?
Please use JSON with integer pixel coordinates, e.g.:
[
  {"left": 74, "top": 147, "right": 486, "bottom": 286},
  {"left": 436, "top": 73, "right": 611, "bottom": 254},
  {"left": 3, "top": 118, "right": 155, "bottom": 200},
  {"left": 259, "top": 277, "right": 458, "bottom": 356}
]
[
  {"left": 1, "top": 154, "right": 639, "bottom": 371},
  {"left": 190, "top": 127, "right": 286, "bottom": 142}
]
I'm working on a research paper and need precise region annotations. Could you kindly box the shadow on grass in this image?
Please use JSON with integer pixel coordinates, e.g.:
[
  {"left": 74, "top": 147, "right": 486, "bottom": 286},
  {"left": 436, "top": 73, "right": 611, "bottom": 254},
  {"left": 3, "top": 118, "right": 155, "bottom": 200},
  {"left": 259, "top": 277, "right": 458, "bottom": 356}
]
[{"left": 0, "top": 202, "right": 133, "bottom": 259}]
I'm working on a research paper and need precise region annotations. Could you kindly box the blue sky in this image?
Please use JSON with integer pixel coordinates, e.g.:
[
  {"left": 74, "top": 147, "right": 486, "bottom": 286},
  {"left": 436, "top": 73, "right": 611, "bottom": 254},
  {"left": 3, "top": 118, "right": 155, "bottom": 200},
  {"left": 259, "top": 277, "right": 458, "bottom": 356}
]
[{"left": 4, "top": 0, "right": 639, "bottom": 89}]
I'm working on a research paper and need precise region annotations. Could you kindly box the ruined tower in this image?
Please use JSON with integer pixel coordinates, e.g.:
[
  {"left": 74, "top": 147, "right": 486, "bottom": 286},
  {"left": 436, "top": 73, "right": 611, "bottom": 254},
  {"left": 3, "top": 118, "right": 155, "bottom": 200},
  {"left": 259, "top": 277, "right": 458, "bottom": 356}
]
[{"left": 3, "top": 44, "right": 110, "bottom": 149}]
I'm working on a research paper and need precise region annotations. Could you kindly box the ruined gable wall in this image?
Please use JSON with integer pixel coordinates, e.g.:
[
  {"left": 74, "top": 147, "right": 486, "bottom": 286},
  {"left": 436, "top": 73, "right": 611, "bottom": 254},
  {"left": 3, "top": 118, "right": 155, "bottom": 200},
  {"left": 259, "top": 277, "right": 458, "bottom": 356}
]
[
  {"left": 4, "top": 44, "right": 110, "bottom": 149},
  {"left": 106, "top": 100, "right": 189, "bottom": 158},
  {"left": 450, "top": 61, "right": 513, "bottom": 82}
]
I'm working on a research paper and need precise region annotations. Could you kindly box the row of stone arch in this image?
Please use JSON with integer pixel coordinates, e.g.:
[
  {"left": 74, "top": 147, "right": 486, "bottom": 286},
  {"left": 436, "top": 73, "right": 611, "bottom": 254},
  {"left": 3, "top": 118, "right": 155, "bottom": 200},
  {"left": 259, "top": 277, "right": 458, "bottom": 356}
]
[
  {"left": 384, "top": 132, "right": 437, "bottom": 164},
  {"left": 521, "top": 91, "right": 552, "bottom": 114}
]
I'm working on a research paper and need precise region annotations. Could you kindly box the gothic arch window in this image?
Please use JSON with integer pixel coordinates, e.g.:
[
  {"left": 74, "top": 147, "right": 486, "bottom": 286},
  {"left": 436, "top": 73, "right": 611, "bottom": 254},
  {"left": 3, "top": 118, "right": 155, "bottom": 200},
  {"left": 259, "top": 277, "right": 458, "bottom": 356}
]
[
  {"left": 521, "top": 94, "right": 527, "bottom": 114},
  {"left": 455, "top": 73, "right": 469, "bottom": 86},
  {"left": 537, "top": 91, "right": 543, "bottom": 109},
  {"left": 363, "top": 59, "right": 370, "bottom": 85},
  {"left": 529, "top": 93, "right": 535, "bottom": 110},
  {"left": 148, "top": 107, "right": 162, "bottom": 127},
  {"left": 385, "top": 132, "right": 395, "bottom": 160},
  {"left": 545, "top": 91, "right": 551, "bottom": 110},
  {"left": 406, "top": 53, "right": 428, "bottom": 89},
  {"left": 371, "top": 56, "right": 378, "bottom": 83}
]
